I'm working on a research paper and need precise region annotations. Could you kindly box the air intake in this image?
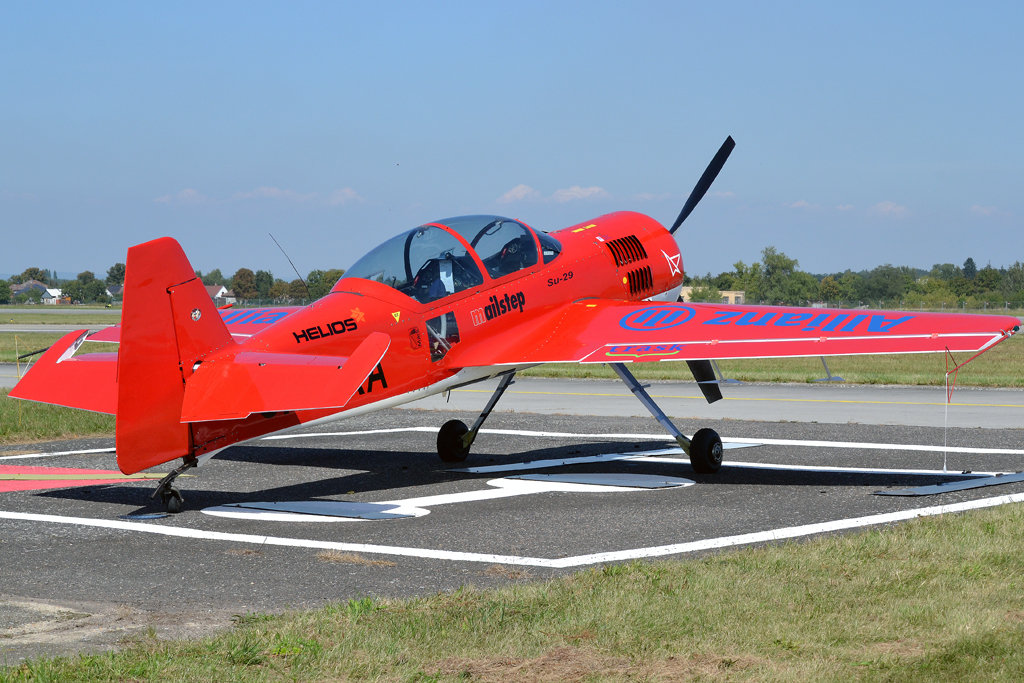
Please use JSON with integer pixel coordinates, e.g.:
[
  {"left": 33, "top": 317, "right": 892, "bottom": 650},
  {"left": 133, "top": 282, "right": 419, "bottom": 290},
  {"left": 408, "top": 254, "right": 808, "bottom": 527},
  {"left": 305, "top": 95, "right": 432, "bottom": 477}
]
[
  {"left": 626, "top": 265, "right": 653, "bottom": 298},
  {"left": 605, "top": 235, "right": 648, "bottom": 267}
]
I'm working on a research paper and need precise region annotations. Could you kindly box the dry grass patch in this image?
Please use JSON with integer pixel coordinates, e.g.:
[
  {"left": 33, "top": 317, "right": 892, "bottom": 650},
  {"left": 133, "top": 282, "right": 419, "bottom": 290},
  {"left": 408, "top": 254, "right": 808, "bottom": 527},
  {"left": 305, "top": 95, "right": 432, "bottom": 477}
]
[
  {"left": 316, "top": 551, "right": 396, "bottom": 567},
  {"left": 225, "top": 549, "right": 263, "bottom": 557}
]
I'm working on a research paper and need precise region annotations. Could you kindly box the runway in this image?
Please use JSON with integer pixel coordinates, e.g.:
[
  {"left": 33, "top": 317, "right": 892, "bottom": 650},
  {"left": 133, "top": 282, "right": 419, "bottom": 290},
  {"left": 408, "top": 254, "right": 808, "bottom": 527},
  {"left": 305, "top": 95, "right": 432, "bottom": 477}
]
[{"left": 1, "top": 381, "right": 1023, "bottom": 661}]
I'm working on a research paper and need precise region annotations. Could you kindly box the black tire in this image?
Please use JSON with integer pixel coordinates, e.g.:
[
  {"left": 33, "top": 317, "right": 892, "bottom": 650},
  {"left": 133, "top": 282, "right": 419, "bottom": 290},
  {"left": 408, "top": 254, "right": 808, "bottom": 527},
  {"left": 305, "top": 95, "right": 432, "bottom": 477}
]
[
  {"left": 689, "top": 428, "right": 723, "bottom": 474},
  {"left": 162, "top": 488, "right": 184, "bottom": 514},
  {"left": 437, "top": 420, "right": 471, "bottom": 462}
]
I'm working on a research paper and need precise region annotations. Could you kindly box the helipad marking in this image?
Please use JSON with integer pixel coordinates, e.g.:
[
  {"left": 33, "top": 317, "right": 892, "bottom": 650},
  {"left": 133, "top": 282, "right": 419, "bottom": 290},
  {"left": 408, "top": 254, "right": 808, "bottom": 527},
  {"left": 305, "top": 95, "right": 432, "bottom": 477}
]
[
  {"left": 202, "top": 477, "right": 678, "bottom": 522},
  {"left": 4, "top": 492, "right": 1024, "bottom": 567},
  {"left": 266, "top": 427, "right": 1024, "bottom": 456}
]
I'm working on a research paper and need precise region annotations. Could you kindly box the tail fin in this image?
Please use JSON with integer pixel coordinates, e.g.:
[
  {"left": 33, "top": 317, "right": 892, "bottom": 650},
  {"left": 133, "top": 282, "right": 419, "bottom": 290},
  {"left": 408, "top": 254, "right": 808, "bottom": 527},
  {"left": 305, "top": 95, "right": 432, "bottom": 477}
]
[{"left": 116, "top": 237, "right": 234, "bottom": 474}]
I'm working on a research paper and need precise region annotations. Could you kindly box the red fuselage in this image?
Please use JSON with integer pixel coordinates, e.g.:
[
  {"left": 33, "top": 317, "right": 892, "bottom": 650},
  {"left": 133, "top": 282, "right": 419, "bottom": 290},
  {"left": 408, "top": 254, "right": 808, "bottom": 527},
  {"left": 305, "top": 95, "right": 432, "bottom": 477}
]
[{"left": 187, "top": 211, "right": 683, "bottom": 457}]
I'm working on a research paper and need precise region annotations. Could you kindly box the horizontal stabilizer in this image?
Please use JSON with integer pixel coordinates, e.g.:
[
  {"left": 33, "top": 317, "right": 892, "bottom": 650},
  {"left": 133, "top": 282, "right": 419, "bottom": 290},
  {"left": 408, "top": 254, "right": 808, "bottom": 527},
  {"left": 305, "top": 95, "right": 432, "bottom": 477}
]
[
  {"left": 8, "top": 330, "right": 118, "bottom": 414},
  {"left": 180, "top": 332, "right": 391, "bottom": 422}
]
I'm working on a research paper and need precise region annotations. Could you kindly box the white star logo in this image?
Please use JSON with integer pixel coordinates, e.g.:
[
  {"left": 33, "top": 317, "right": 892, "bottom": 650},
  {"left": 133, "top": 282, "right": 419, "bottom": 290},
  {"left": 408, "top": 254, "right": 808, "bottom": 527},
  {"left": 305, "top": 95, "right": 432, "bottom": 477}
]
[{"left": 662, "top": 250, "right": 681, "bottom": 276}]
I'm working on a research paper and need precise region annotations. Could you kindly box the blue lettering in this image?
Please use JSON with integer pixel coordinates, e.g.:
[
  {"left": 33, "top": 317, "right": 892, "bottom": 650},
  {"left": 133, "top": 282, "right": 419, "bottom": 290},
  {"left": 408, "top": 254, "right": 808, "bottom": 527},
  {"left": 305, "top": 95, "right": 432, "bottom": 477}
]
[
  {"left": 802, "top": 313, "right": 831, "bottom": 330},
  {"left": 736, "top": 312, "right": 775, "bottom": 326},
  {"left": 839, "top": 314, "right": 868, "bottom": 332},
  {"left": 821, "top": 315, "right": 849, "bottom": 332},
  {"left": 775, "top": 313, "right": 813, "bottom": 327},
  {"left": 868, "top": 314, "right": 914, "bottom": 332},
  {"left": 704, "top": 311, "right": 741, "bottom": 325}
]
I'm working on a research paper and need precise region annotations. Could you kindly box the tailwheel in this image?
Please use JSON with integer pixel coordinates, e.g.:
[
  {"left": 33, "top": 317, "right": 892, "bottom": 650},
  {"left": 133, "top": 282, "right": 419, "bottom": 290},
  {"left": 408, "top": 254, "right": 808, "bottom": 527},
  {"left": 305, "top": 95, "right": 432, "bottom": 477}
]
[
  {"left": 437, "top": 420, "right": 471, "bottom": 463},
  {"left": 161, "top": 487, "right": 184, "bottom": 514},
  {"left": 689, "top": 428, "right": 723, "bottom": 474}
]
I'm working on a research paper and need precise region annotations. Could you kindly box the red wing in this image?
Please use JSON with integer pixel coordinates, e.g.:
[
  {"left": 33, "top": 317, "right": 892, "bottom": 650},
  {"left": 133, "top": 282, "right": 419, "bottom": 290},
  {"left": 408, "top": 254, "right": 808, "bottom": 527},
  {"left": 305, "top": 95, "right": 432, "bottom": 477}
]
[
  {"left": 448, "top": 301, "right": 1019, "bottom": 367},
  {"left": 81, "top": 306, "right": 303, "bottom": 344}
]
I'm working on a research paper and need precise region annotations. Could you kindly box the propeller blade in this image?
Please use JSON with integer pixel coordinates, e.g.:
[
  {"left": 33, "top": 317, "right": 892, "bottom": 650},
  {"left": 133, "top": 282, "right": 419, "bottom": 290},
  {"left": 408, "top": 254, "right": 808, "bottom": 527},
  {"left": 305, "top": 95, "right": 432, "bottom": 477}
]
[
  {"left": 668, "top": 136, "right": 735, "bottom": 235},
  {"left": 686, "top": 360, "right": 723, "bottom": 404}
]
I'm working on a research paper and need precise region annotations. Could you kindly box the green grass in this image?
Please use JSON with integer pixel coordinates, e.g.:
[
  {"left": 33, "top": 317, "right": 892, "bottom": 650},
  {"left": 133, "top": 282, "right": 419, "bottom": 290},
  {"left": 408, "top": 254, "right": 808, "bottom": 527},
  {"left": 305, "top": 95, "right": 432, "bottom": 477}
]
[
  {"left": 5, "top": 504, "right": 1024, "bottom": 681},
  {"left": 0, "top": 389, "right": 114, "bottom": 445},
  {"left": 0, "top": 333, "right": 70, "bottom": 363},
  {"left": 0, "top": 312, "right": 120, "bottom": 325},
  {"left": 524, "top": 332, "right": 1024, "bottom": 387}
]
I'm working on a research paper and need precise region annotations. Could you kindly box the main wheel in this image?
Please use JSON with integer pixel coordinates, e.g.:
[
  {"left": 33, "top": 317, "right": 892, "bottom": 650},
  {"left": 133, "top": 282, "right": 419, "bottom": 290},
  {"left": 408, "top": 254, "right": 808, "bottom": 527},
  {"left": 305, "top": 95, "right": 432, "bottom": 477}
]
[
  {"left": 688, "top": 428, "right": 723, "bottom": 474},
  {"left": 162, "top": 488, "right": 184, "bottom": 514},
  {"left": 437, "top": 420, "right": 471, "bottom": 462}
]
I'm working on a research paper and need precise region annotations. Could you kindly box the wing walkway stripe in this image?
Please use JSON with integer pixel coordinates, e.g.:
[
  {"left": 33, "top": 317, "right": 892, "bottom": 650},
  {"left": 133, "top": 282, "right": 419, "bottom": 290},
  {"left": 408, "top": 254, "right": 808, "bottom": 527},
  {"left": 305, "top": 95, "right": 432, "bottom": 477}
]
[{"left": 3, "top": 493, "right": 1024, "bottom": 568}]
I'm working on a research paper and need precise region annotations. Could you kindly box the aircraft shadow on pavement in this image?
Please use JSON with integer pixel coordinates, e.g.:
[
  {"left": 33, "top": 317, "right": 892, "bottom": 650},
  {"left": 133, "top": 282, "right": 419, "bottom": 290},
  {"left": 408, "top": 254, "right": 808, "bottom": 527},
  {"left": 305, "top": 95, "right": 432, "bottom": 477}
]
[{"left": 35, "top": 437, "right": 983, "bottom": 513}]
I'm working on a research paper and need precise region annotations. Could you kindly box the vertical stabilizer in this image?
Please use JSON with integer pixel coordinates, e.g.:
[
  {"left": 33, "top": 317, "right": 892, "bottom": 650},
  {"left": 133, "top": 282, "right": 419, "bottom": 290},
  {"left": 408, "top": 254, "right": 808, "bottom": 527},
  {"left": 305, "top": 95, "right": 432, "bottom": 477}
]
[{"left": 116, "top": 237, "right": 234, "bottom": 474}]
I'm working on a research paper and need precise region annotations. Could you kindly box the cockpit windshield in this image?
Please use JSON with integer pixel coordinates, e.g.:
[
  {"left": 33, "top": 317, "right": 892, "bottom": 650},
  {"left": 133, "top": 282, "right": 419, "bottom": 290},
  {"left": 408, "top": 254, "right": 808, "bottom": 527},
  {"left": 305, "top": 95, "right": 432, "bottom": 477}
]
[
  {"left": 341, "top": 226, "right": 484, "bottom": 304},
  {"left": 434, "top": 215, "right": 540, "bottom": 279},
  {"left": 341, "top": 215, "right": 560, "bottom": 305}
]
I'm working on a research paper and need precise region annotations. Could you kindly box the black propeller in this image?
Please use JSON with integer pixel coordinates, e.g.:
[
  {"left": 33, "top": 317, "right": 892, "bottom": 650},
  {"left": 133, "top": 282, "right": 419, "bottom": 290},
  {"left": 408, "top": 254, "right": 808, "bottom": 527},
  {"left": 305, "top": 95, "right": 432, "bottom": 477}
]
[
  {"left": 672, "top": 136, "right": 736, "bottom": 403},
  {"left": 668, "top": 136, "right": 735, "bottom": 235}
]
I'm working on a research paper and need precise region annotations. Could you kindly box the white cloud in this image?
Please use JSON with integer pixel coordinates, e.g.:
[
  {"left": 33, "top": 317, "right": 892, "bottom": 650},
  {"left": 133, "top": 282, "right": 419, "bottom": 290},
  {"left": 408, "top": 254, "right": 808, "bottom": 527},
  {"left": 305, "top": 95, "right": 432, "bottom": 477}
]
[
  {"left": 871, "top": 200, "right": 908, "bottom": 216},
  {"left": 788, "top": 199, "right": 818, "bottom": 209},
  {"left": 971, "top": 204, "right": 998, "bottom": 216},
  {"left": 154, "top": 188, "right": 211, "bottom": 205},
  {"left": 713, "top": 190, "right": 735, "bottom": 197},
  {"left": 496, "top": 184, "right": 541, "bottom": 203},
  {"left": 327, "top": 187, "right": 362, "bottom": 205},
  {"left": 552, "top": 185, "right": 608, "bottom": 202},
  {"left": 231, "top": 186, "right": 318, "bottom": 202},
  {"left": 836, "top": 204, "right": 854, "bottom": 211}
]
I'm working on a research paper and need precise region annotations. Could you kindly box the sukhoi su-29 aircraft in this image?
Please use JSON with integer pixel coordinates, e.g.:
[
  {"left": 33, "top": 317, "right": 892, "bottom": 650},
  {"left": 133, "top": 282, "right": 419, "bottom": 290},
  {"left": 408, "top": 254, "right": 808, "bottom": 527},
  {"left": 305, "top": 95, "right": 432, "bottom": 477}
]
[{"left": 12, "top": 138, "right": 1020, "bottom": 511}]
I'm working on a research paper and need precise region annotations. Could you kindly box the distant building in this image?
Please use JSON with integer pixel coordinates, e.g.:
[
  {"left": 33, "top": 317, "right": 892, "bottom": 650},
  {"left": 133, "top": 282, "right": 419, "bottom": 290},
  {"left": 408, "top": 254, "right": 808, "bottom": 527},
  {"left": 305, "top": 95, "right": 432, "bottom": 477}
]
[
  {"left": 105, "top": 284, "right": 124, "bottom": 299},
  {"left": 11, "top": 279, "right": 49, "bottom": 297},
  {"left": 678, "top": 287, "right": 745, "bottom": 305},
  {"left": 204, "top": 285, "right": 236, "bottom": 306},
  {"left": 204, "top": 285, "right": 228, "bottom": 300},
  {"left": 42, "top": 288, "right": 66, "bottom": 305}
]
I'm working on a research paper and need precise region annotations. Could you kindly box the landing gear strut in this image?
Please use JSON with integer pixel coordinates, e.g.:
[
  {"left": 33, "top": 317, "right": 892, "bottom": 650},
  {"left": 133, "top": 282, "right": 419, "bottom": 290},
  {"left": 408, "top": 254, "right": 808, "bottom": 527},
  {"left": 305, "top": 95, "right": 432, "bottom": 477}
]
[
  {"left": 150, "top": 456, "right": 197, "bottom": 513},
  {"left": 609, "top": 363, "right": 723, "bottom": 473},
  {"left": 437, "top": 371, "right": 516, "bottom": 463}
]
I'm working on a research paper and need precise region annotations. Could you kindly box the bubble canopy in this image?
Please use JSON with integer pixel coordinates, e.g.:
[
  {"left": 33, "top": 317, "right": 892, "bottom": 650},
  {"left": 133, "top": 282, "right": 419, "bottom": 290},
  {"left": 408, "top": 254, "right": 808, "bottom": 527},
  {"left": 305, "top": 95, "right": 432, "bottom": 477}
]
[{"left": 340, "top": 215, "right": 560, "bottom": 305}]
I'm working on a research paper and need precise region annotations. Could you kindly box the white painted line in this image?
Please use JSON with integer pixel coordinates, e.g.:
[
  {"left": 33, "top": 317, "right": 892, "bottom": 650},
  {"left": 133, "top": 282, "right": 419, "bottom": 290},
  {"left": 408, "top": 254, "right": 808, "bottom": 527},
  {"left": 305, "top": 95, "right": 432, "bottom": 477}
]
[
  {"left": 202, "top": 477, "right": 674, "bottom": 522},
  {"left": 643, "top": 455, "right": 1003, "bottom": 477},
  {"left": 263, "top": 427, "right": 1024, "bottom": 456},
  {"left": 0, "top": 447, "right": 115, "bottom": 461},
  {"left": 4, "top": 492, "right": 1024, "bottom": 567},
  {"left": 551, "top": 493, "right": 1024, "bottom": 568}
]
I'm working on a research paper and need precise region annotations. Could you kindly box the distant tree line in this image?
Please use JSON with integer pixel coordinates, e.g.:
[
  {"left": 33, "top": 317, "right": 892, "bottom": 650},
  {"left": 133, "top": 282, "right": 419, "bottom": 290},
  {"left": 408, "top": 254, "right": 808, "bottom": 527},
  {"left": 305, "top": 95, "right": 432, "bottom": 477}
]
[
  {"left": 688, "top": 249, "right": 1024, "bottom": 308},
  {"left": 194, "top": 267, "right": 346, "bottom": 303},
  {"left": 1, "top": 263, "right": 345, "bottom": 306},
  {"left": 0, "top": 264, "right": 126, "bottom": 304}
]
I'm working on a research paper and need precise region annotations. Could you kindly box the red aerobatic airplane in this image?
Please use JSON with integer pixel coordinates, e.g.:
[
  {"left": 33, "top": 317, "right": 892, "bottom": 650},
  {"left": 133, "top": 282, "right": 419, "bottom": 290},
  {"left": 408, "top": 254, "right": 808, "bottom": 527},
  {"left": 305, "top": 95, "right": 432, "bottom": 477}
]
[{"left": 11, "top": 138, "right": 1020, "bottom": 512}]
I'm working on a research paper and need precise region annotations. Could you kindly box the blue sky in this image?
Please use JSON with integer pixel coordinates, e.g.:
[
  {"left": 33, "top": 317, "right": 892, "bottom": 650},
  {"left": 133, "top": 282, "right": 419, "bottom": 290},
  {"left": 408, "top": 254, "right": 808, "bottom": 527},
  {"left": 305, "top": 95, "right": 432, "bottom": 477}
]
[{"left": 1, "top": 1, "right": 1021, "bottom": 280}]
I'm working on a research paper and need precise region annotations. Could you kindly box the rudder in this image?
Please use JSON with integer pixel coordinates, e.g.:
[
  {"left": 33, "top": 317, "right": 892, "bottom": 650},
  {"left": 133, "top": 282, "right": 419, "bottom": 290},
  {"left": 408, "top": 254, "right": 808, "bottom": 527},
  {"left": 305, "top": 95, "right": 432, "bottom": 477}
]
[{"left": 116, "top": 237, "right": 234, "bottom": 474}]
